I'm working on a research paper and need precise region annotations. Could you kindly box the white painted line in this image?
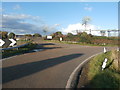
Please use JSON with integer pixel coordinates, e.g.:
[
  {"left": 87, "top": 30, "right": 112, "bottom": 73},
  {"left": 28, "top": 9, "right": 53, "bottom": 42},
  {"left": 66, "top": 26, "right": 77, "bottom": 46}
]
[{"left": 66, "top": 51, "right": 103, "bottom": 88}]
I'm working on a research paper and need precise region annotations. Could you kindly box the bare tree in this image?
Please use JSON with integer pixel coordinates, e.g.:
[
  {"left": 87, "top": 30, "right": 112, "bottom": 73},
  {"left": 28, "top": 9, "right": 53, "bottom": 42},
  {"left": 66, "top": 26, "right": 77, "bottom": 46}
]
[
  {"left": 82, "top": 16, "right": 91, "bottom": 31},
  {"left": 43, "top": 29, "right": 48, "bottom": 34}
]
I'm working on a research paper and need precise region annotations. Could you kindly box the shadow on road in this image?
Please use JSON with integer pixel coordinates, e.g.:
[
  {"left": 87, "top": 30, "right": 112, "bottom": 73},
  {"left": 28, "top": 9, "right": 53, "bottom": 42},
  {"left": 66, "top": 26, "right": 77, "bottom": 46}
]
[
  {"left": 3, "top": 53, "right": 84, "bottom": 84},
  {"left": 35, "top": 43, "right": 62, "bottom": 50},
  {"left": 2, "top": 43, "right": 61, "bottom": 59},
  {"left": 39, "top": 43, "right": 56, "bottom": 46}
]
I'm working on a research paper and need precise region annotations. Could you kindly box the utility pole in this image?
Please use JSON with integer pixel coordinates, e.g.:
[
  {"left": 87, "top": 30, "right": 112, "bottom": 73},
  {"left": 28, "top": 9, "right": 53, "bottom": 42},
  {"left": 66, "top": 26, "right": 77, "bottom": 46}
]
[
  {"left": 107, "top": 30, "right": 110, "bottom": 37},
  {"left": 89, "top": 29, "right": 91, "bottom": 34}
]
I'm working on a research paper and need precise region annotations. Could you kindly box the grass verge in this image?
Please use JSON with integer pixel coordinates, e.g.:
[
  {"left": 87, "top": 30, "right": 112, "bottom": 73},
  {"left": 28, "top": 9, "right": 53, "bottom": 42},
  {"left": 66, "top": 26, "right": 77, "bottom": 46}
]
[
  {"left": 87, "top": 50, "right": 120, "bottom": 88},
  {"left": 17, "top": 40, "right": 32, "bottom": 45},
  {"left": 44, "top": 40, "right": 117, "bottom": 47},
  {"left": 1, "top": 43, "right": 38, "bottom": 59}
]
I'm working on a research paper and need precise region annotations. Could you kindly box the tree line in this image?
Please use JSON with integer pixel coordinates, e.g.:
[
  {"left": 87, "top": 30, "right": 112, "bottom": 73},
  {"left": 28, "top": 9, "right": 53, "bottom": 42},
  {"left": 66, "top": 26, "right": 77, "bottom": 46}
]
[
  {"left": 0, "top": 31, "right": 42, "bottom": 39},
  {"left": 0, "top": 31, "right": 119, "bottom": 45},
  {"left": 50, "top": 31, "right": 119, "bottom": 45}
]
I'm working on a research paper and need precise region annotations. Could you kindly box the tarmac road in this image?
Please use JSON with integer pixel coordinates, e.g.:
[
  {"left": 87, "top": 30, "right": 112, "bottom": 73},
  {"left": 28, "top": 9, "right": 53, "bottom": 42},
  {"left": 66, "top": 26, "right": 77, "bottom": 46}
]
[{"left": 2, "top": 42, "right": 116, "bottom": 88}]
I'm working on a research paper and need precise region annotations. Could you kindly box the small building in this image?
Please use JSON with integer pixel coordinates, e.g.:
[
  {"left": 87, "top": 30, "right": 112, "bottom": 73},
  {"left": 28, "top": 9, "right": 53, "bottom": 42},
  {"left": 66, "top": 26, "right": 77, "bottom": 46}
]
[
  {"left": 16, "top": 35, "right": 26, "bottom": 40},
  {"left": 46, "top": 36, "right": 52, "bottom": 40}
]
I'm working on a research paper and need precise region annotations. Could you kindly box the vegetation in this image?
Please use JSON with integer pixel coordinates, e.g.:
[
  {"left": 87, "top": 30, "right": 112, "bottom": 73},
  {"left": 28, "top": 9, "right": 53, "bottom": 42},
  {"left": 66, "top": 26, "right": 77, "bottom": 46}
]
[
  {"left": 50, "top": 31, "right": 63, "bottom": 40},
  {"left": 8, "top": 32, "right": 15, "bottom": 39},
  {"left": 33, "top": 33, "right": 42, "bottom": 37},
  {"left": 1, "top": 43, "right": 38, "bottom": 58},
  {"left": 0, "top": 31, "right": 42, "bottom": 40},
  {"left": 0, "top": 30, "right": 119, "bottom": 46},
  {"left": 25, "top": 34, "right": 33, "bottom": 37},
  {"left": 0, "top": 31, "right": 8, "bottom": 39},
  {"left": 51, "top": 31, "right": 118, "bottom": 46},
  {"left": 87, "top": 50, "right": 120, "bottom": 88},
  {"left": 67, "top": 33, "right": 73, "bottom": 37},
  {"left": 17, "top": 39, "right": 32, "bottom": 45}
]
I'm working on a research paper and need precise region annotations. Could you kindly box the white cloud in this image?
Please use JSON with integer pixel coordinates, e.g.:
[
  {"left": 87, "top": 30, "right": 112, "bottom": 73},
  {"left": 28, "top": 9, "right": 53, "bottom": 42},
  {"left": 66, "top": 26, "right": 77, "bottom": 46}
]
[
  {"left": 2, "top": 14, "right": 39, "bottom": 21},
  {"left": 54, "top": 24, "right": 61, "bottom": 26},
  {"left": 60, "top": 23, "right": 101, "bottom": 36},
  {"left": 84, "top": 7, "right": 93, "bottom": 11},
  {"left": 1, "top": 14, "right": 57, "bottom": 35},
  {"left": 13, "top": 4, "right": 21, "bottom": 10}
]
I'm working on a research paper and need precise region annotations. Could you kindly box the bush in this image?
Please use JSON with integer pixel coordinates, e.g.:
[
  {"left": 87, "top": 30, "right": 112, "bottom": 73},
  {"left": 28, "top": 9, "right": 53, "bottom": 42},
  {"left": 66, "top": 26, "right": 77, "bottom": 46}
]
[
  {"left": 8, "top": 32, "right": 15, "bottom": 39},
  {"left": 33, "top": 33, "right": 42, "bottom": 37}
]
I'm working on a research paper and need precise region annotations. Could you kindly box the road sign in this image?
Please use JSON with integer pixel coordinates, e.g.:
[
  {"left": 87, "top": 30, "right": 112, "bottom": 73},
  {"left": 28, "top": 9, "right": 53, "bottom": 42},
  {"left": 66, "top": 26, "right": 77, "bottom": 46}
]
[
  {"left": 0, "top": 39, "right": 16, "bottom": 48},
  {"left": 9, "top": 39, "right": 17, "bottom": 46},
  {"left": 0, "top": 39, "right": 5, "bottom": 47}
]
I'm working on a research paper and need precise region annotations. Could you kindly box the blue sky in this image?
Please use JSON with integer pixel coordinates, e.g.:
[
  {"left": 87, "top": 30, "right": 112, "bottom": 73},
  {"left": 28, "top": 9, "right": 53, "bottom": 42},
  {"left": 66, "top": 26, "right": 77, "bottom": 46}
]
[{"left": 1, "top": 2, "right": 118, "bottom": 35}]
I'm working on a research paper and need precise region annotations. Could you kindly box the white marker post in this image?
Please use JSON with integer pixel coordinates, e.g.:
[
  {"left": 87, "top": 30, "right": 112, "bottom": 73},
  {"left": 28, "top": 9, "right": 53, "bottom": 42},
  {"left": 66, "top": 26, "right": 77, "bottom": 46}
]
[
  {"left": 117, "top": 47, "right": 119, "bottom": 52},
  {"left": 102, "top": 58, "right": 108, "bottom": 70},
  {"left": 60, "top": 37, "right": 62, "bottom": 41},
  {"left": 103, "top": 43, "right": 106, "bottom": 45},
  {"left": 104, "top": 47, "right": 107, "bottom": 53}
]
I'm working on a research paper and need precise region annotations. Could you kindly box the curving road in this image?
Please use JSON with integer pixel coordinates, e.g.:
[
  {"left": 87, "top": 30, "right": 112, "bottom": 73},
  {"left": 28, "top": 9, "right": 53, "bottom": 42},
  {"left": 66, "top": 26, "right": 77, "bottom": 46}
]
[{"left": 2, "top": 42, "right": 116, "bottom": 88}]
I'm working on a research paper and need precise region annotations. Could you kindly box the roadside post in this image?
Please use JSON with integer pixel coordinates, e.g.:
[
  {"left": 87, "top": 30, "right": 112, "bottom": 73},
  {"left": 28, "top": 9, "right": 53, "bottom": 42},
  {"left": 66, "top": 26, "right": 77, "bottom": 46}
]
[
  {"left": 104, "top": 47, "right": 107, "bottom": 53},
  {"left": 60, "top": 37, "right": 63, "bottom": 41},
  {"left": 117, "top": 47, "right": 119, "bottom": 52},
  {"left": 102, "top": 58, "right": 108, "bottom": 70}
]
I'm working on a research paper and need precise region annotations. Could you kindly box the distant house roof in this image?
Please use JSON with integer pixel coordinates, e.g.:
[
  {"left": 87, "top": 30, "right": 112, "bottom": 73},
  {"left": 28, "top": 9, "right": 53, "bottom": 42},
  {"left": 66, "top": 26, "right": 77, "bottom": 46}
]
[{"left": 16, "top": 35, "right": 25, "bottom": 38}]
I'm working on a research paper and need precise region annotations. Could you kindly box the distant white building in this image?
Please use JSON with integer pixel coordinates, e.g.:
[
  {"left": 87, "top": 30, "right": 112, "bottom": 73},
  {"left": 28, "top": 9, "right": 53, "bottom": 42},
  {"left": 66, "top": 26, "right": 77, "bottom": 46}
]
[{"left": 47, "top": 36, "right": 52, "bottom": 40}]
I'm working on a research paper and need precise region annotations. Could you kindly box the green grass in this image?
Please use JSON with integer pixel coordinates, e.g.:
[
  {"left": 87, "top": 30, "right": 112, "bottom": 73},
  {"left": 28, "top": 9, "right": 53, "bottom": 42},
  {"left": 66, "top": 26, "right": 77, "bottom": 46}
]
[
  {"left": 17, "top": 40, "right": 32, "bottom": 45},
  {"left": 44, "top": 40, "right": 117, "bottom": 47},
  {"left": 88, "top": 51, "right": 120, "bottom": 88},
  {"left": 1, "top": 43, "right": 38, "bottom": 58}
]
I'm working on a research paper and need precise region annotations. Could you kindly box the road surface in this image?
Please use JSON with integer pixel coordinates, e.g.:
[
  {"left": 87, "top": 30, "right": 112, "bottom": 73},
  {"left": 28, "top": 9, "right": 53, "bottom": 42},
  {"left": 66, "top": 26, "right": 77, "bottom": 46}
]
[{"left": 2, "top": 42, "right": 116, "bottom": 88}]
